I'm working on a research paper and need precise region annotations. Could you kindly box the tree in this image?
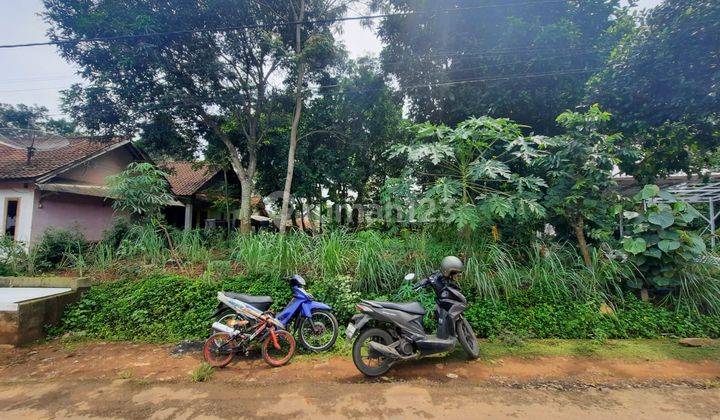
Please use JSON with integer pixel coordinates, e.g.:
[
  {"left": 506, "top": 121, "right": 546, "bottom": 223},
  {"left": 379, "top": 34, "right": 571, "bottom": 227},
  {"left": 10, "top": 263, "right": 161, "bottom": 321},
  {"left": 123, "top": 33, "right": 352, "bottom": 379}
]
[
  {"left": 542, "top": 105, "right": 628, "bottom": 267},
  {"left": 277, "top": 0, "right": 349, "bottom": 233},
  {"left": 588, "top": 0, "right": 720, "bottom": 179},
  {"left": 372, "top": 0, "right": 627, "bottom": 133},
  {"left": 386, "top": 116, "right": 547, "bottom": 233},
  {"left": 107, "top": 162, "right": 175, "bottom": 220},
  {"left": 45, "top": 0, "right": 345, "bottom": 234},
  {"left": 0, "top": 103, "right": 77, "bottom": 134},
  {"left": 135, "top": 113, "right": 198, "bottom": 161},
  {"left": 258, "top": 57, "right": 405, "bottom": 206}
]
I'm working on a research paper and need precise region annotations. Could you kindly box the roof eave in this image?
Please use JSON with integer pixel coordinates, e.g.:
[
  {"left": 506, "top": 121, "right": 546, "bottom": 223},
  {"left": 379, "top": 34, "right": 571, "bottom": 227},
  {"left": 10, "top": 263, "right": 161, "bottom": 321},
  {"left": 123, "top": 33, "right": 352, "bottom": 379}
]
[{"left": 36, "top": 139, "right": 134, "bottom": 184}]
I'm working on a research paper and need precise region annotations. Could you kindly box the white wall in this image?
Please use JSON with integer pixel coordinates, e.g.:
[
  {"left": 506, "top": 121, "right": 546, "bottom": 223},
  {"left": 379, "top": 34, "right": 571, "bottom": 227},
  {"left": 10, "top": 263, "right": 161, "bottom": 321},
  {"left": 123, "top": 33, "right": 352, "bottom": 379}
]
[{"left": 0, "top": 184, "right": 36, "bottom": 248}]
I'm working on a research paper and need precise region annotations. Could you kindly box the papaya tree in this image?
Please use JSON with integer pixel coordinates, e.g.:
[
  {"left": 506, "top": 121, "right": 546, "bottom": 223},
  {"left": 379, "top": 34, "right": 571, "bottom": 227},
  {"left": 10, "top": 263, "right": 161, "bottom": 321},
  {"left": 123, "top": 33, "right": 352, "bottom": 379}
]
[{"left": 386, "top": 116, "right": 548, "bottom": 233}]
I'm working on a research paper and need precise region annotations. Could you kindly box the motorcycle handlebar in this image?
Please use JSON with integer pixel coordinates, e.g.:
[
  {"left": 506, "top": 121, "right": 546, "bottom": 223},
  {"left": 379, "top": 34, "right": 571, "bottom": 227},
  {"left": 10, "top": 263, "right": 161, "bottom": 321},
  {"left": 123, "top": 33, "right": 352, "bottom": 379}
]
[{"left": 413, "top": 278, "right": 429, "bottom": 291}]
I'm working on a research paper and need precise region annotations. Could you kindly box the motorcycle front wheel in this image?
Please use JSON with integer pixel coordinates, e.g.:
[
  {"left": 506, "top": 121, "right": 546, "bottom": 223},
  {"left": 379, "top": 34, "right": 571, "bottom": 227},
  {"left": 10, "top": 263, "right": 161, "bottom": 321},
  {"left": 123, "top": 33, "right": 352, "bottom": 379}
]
[
  {"left": 262, "top": 329, "right": 296, "bottom": 367},
  {"left": 298, "top": 310, "right": 339, "bottom": 352},
  {"left": 352, "top": 328, "right": 393, "bottom": 377},
  {"left": 456, "top": 317, "right": 480, "bottom": 360}
]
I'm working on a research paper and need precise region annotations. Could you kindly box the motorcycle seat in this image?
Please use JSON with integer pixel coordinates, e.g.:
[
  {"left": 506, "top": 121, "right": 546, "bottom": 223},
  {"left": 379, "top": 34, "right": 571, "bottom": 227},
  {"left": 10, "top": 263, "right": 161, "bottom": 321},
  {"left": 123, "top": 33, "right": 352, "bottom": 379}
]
[
  {"left": 225, "top": 292, "right": 273, "bottom": 311},
  {"left": 367, "top": 300, "right": 426, "bottom": 315}
]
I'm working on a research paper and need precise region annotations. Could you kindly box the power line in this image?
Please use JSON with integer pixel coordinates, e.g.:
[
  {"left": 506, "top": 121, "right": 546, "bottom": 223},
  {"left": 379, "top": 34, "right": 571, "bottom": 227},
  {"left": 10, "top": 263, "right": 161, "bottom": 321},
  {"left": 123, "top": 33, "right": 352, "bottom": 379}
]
[
  {"left": 0, "top": 0, "right": 568, "bottom": 49},
  {"left": 55, "top": 67, "right": 603, "bottom": 117},
  {"left": 320, "top": 68, "right": 602, "bottom": 95},
  {"left": 0, "top": 51, "right": 599, "bottom": 94}
]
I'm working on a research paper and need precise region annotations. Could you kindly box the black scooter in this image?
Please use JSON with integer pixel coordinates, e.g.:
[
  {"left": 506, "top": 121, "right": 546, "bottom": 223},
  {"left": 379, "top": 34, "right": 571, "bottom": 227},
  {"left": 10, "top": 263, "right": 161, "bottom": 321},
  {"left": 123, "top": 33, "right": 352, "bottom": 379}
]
[{"left": 347, "top": 271, "right": 479, "bottom": 376}]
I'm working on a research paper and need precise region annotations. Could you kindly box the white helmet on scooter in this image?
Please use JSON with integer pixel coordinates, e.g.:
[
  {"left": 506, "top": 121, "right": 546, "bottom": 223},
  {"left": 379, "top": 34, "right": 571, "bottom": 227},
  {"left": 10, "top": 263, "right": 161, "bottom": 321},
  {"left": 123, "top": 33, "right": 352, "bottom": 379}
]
[{"left": 441, "top": 256, "right": 464, "bottom": 277}]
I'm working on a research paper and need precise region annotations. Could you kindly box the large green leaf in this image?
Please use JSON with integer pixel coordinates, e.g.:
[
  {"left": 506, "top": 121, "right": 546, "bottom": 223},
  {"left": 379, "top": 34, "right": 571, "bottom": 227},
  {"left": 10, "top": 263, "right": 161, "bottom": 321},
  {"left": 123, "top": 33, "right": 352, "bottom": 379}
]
[
  {"left": 634, "top": 184, "right": 660, "bottom": 201},
  {"left": 622, "top": 237, "right": 647, "bottom": 255},
  {"left": 681, "top": 204, "right": 702, "bottom": 223},
  {"left": 657, "top": 190, "right": 676, "bottom": 202},
  {"left": 686, "top": 235, "right": 707, "bottom": 254},
  {"left": 648, "top": 209, "right": 674, "bottom": 228},
  {"left": 658, "top": 229, "right": 680, "bottom": 241},
  {"left": 447, "top": 204, "right": 482, "bottom": 231},
  {"left": 425, "top": 178, "right": 462, "bottom": 204},
  {"left": 643, "top": 247, "right": 662, "bottom": 258},
  {"left": 658, "top": 239, "right": 681, "bottom": 252},
  {"left": 469, "top": 159, "right": 511, "bottom": 180},
  {"left": 622, "top": 210, "right": 640, "bottom": 220},
  {"left": 482, "top": 195, "right": 514, "bottom": 219}
]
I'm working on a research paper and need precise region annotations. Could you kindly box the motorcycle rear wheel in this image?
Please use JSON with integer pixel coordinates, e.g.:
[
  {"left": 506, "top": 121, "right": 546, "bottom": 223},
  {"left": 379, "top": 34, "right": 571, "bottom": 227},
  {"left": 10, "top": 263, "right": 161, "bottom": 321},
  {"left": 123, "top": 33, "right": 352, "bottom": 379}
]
[
  {"left": 352, "top": 328, "right": 393, "bottom": 377},
  {"left": 203, "top": 333, "right": 236, "bottom": 368},
  {"left": 456, "top": 317, "right": 480, "bottom": 360}
]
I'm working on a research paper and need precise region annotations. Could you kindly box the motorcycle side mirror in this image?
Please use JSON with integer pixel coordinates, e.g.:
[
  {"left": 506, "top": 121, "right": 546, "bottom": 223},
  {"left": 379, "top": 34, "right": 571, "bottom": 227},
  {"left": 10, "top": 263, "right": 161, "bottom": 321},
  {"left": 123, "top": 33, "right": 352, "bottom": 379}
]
[{"left": 404, "top": 273, "right": 416, "bottom": 282}]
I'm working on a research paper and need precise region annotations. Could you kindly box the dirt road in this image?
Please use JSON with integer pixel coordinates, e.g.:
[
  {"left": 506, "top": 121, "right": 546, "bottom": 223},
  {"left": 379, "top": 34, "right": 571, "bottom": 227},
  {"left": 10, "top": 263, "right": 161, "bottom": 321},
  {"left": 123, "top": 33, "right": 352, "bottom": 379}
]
[{"left": 1, "top": 341, "right": 719, "bottom": 419}]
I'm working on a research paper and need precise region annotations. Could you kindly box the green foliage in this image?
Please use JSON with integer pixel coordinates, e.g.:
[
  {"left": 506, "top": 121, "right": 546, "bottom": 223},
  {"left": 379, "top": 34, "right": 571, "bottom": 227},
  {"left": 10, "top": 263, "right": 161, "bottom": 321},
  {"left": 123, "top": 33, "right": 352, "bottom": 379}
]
[
  {"left": 31, "top": 227, "right": 88, "bottom": 272},
  {"left": 256, "top": 57, "right": 405, "bottom": 205},
  {"left": 107, "top": 162, "right": 175, "bottom": 220},
  {"left": 465, "top": 242, "right": 629, "bottom": 304},
  {"left": 54, "top": 274, "right": 287, "bottom": 341},
  {"left": 55, "top": 271, "right": 720, "bottom": 342},
  {"left": 543, "top": 105, "right": 629, "bottom": 244},
  {"left": 309, "top": 275, "right": 361, "bottom": 324},
  {"left": 189, "top": 363, "right": 214, "bottom": 382},
  {"left": 465, "top": 291, "right": 720, "bottom": 340},
  {"left": 375, "top": 0, "right": 624, "bottom": 134},
  {"left": 621, "top": 185, "right": 706, "bottom": 289},
  {"left": 0, "top": 236, "right": 29, "bottom": 275},
  {"left": 0, "top": 102, "right": 76, "bottom": 134},
  {"left": 589, "top": 0, "right": 720, "bottom": 179},
  {"left": 386, "top": 116, "right": 547, "bottom": 231},
  {"left": 203, "top": 260, "right": 233, "bottom": 282}
]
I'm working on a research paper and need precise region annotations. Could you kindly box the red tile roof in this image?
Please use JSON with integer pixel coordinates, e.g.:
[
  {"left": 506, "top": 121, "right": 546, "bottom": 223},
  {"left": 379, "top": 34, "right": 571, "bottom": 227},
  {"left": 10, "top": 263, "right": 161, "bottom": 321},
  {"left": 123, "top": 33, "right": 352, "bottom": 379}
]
[
  {"left": 160, "top": 161, "right": 218, "bottom": 196},
  {"left": 0, "top": 137, "right": 128, "bottom": 181}
]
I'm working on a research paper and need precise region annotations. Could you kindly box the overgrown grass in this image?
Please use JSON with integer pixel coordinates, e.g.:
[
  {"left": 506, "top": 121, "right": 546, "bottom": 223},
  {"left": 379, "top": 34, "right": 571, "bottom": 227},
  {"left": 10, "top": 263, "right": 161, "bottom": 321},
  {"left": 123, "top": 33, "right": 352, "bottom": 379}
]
[
  {"left": 189, "top": 362, "right": 214, "bottom": 382},
  {"left": 10, "top": 223, "right": 720, "bottom": 321}
]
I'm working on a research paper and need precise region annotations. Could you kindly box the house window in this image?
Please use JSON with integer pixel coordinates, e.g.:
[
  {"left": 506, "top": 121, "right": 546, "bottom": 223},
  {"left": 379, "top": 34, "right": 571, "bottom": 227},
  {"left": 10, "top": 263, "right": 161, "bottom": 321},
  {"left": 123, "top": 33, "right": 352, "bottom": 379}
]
[{"left": 4, "top": 199, "right": 19, "bottom": 240}]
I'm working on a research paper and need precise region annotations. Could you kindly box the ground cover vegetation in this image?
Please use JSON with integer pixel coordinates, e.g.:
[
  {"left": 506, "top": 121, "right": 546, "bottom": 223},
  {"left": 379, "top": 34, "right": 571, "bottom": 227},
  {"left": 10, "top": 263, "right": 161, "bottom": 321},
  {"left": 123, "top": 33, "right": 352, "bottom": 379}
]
[{"left": 1, "top": 1, "right": 718, "bottom": 342}]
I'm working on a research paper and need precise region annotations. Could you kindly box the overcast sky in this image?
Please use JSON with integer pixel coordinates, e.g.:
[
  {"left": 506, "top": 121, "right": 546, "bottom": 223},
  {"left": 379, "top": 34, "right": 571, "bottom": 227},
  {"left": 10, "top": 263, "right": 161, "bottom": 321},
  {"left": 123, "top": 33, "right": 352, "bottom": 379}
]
[{"left": 0, "top": 0, "right": 663, "bottom": 117}]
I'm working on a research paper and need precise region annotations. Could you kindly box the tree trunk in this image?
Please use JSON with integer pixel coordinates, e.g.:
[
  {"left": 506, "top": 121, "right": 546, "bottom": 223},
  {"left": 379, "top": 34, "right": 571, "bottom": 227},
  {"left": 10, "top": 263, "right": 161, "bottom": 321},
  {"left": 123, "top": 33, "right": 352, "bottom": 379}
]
[
  {"left": 202, "top": 114, "right": 255, "bottom": 235},
  {"left": 279, "top": 0, "right": 306, "bottom": 234},
  {"left": 572, "top": 217, "right": 592, "bottom": 268},
  {"left": 238, "top": 178, "right": 253, "bottom": 234},
  {"left": 298, "top": 199, "right": 307, "bottom": 231}
]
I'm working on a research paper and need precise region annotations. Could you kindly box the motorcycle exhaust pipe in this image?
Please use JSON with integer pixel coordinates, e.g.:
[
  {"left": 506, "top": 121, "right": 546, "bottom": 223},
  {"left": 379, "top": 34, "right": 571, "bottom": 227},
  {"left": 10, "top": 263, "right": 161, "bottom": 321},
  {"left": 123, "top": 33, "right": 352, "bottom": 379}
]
[
  {"left": 211, "top": 322, "right": 235, "bottom": 335},
  {"left": 368, "top": 341, "right": 401, "bottom": 360}
]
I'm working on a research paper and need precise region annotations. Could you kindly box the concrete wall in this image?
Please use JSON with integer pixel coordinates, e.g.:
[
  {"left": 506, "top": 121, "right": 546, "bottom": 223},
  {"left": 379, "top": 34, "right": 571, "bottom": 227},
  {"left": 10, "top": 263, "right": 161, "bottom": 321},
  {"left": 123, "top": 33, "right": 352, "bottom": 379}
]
[
  {"left": 0, "top": 289, "right": 80, "bottom": 345},
  {"left": 0, "top": 183, "right": 36, "bottom": 246},
  {"left": 31, "top": 193, "right": 116, "bottom": 242},
  {"left": 58, "top": 146, "right": 136, "bottom": 185}
]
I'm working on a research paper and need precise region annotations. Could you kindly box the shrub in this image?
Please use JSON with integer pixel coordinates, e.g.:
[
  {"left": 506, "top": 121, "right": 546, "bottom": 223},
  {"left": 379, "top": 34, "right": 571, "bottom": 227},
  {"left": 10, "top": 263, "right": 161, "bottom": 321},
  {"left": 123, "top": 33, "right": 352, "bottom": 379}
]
[
  {"left": 54, "top": 272, "right": 720, "bottom": 343},
  {"left": 0, "top": 235, "right": 28, "bottom": 275},
  {"left": 309, "top": 275, "right": 361, "bottom": 324},
  {"left": 621, "top": 184, "right": 706, "bottom": 289},
  {"left": 31, "top": 227, "right": 88, "bottom": 272},
  {"left": 465, "top": 290, "right": 720, "bottom": 339}
]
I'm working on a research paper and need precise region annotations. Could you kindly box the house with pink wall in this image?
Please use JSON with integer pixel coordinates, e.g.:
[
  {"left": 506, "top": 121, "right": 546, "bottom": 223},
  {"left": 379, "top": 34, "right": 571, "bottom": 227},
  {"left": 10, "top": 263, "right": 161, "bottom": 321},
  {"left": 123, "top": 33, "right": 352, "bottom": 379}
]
[
  {"left": 0, "top": 136, "right": 268, "bottom": 248},
  {"left": 0, "top": 137, "right": 150, "bottom": 248}
]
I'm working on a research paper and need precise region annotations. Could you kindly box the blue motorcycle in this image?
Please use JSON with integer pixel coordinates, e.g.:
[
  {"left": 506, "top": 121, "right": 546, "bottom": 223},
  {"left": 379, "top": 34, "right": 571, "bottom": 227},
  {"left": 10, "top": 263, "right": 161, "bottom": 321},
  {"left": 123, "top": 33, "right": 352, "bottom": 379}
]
[{"left": 212, "top": 275, "right": 338, "bottom": 352}]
